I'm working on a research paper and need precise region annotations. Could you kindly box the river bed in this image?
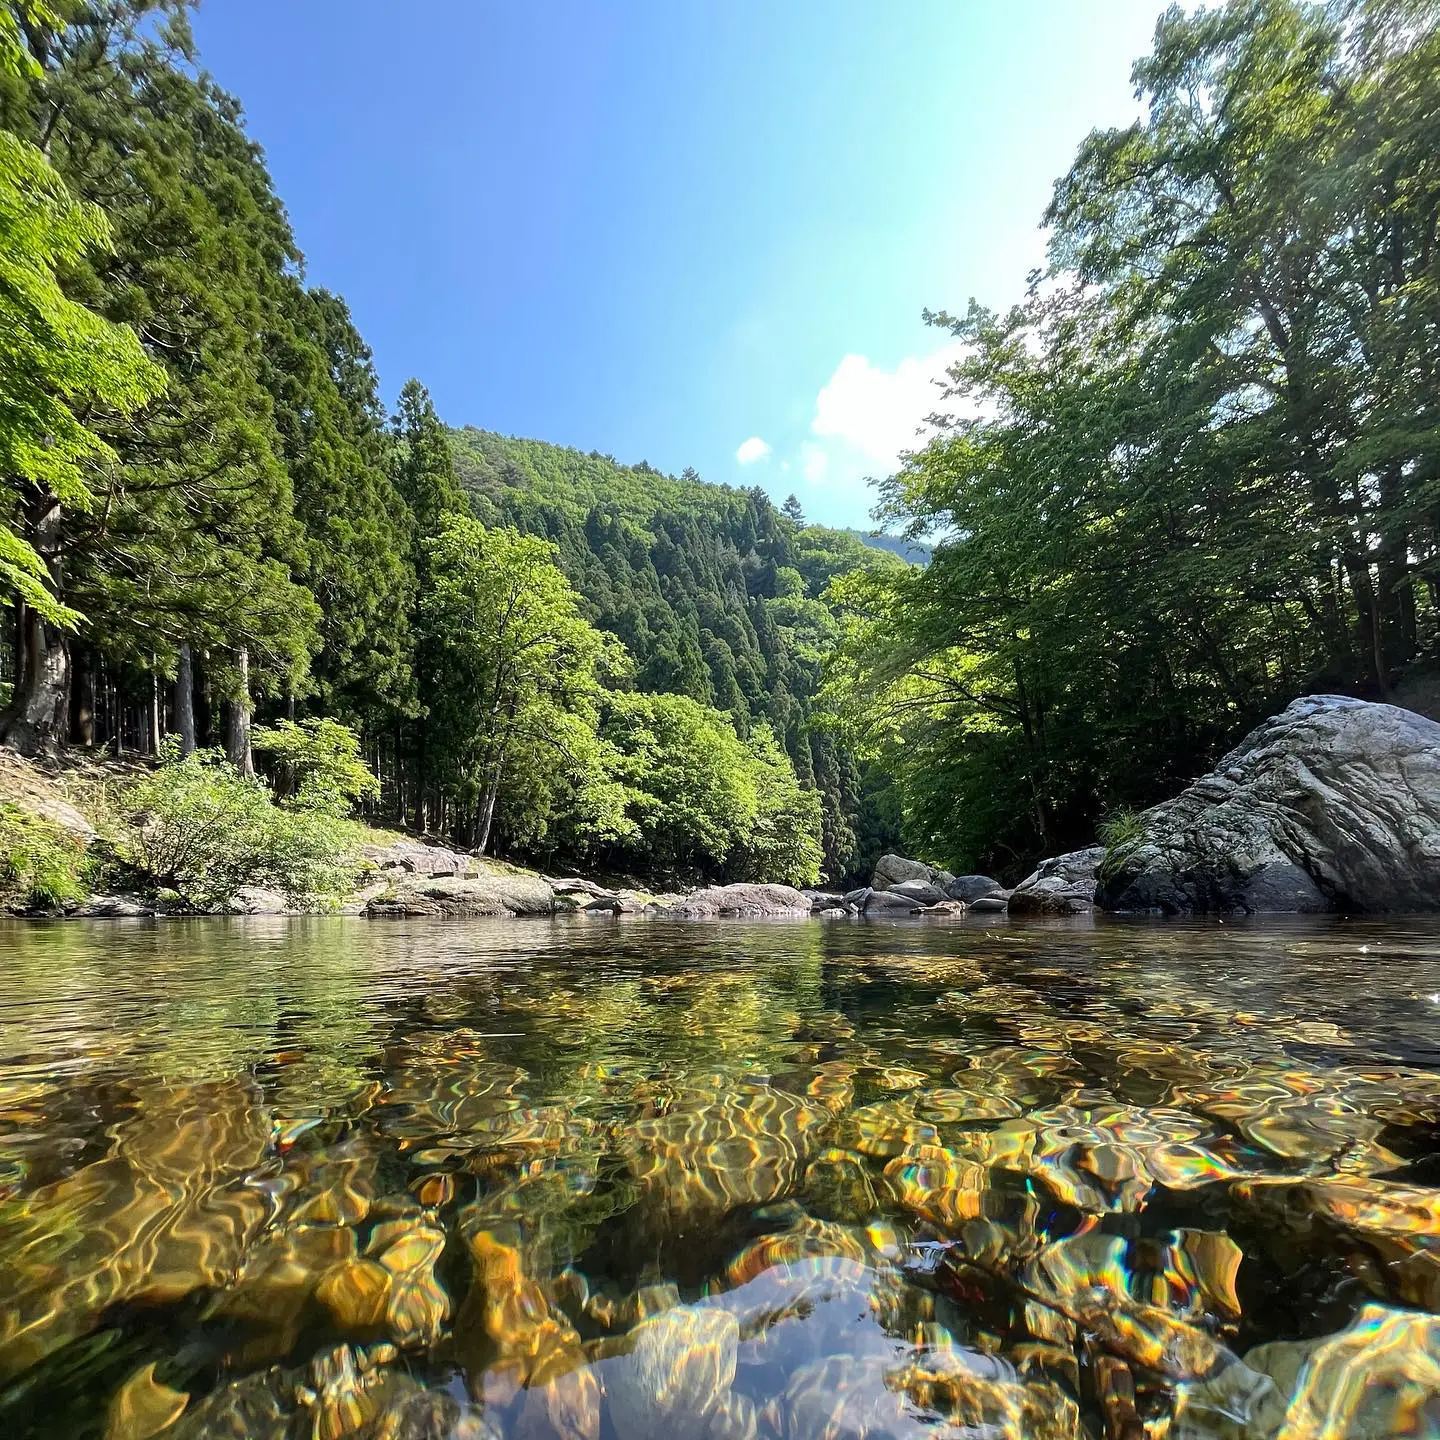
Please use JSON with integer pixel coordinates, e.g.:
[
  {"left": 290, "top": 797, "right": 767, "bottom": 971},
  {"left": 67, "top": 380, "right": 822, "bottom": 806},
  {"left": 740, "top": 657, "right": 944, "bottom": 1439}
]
[{"left": 0, "top": 915, "right": 1437, "bottom": 1438}]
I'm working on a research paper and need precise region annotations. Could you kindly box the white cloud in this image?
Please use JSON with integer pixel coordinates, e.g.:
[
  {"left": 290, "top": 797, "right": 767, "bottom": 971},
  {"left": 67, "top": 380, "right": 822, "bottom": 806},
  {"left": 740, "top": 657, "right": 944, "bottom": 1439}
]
[
  {"left": 735, "top": 435, "right": 771, "bottom": 465},
  {"left": 778, "top": 340, "right": 975, "bottom": 523},
  {"left": 800, "top": 443, "right": 829, "bottom": 483},
  {"left": 810, "top": 341, "right": 969, "bottom": 475}
]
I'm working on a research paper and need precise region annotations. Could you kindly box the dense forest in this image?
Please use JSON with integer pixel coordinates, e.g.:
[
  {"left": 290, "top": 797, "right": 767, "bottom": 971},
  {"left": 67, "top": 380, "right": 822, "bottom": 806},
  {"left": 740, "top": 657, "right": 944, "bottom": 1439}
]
[
  {"left": 828, "top": 0, "right": 1440, "bottom": 877},
  {"left": 0, "top": 1, "right": 901, "bottom": 888},
  {"left": 3, "top": 0, "right": 1437, "bottom": 893}
]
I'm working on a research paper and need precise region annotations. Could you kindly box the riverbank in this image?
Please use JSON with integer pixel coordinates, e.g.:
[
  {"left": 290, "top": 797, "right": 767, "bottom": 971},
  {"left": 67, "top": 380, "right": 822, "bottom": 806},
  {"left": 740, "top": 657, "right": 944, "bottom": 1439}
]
[{"left": 0, "top": 748, "right": 841, "bottom": 921}]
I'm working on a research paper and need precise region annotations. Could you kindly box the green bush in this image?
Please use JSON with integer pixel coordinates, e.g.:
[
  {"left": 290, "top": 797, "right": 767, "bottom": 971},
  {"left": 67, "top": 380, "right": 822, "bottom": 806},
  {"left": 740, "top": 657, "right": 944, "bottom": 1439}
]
[
  {"left": 117, "top": 747, "right": 360, "bottom": 909},
  {"left": 0, "top": 803, "right": 89, "bottom": 911},
  {"left": 252, "top": 717, "right": 379, "bottom": 817}
]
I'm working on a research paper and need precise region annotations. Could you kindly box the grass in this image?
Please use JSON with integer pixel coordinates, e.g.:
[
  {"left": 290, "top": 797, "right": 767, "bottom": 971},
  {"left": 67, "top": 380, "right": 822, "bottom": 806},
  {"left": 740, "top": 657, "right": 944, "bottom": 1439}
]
[
  {"left": 0, "top": 802, "right": 91, "bottom": 911},
  {"left": 1096, "top": 809, "right": 1148, "bottom": 884}
]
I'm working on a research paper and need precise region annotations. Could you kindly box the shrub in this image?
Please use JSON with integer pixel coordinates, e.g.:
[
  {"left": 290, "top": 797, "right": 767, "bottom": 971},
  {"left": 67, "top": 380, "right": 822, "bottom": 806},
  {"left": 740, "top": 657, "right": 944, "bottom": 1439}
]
[
  {"left": 117, "top": 747, "right": 359, "bottom": 909},
  {"left": 0, "top": 803, "right": 89, "bottom": 911},
  {"left": 252, "top": 717, "right": 379, "bottom": 817}
]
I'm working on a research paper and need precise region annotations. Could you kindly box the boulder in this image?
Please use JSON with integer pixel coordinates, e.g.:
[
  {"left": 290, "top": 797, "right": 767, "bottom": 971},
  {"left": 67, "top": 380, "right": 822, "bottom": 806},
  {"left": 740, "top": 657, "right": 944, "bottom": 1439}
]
[
  {"left": 1007, "top": 847, "right": 1104, "bottom": 916},
  {"left": 72, "top": 894, "right": 154, "bottom": 918},
  {"left": 584, "top": 895, "right": 642, "bottom": 915},
  {"left": 943, "top": 874, "right": 1007, "bottom": 903},
  {"left": 367, "top": 872, "right": 555, "bottom": 918},
  {"left": 967, "top": 896, "right": 1009, "bottom": 914},
  {"left": 843, "top": 886, "right": 873, "bottom": 909},
  {"left": 358, "top": 840, "right": 480, "bottom": 879},
  {"left": 922, "top": 900, "right": 967, "bottom": 918},
  {"left": 871, "top": 854, "right": 953, "bottom": 889},
  {"left": 886, "top": 878, "right": 949, "bottom": 907},
  {"left": 1096, "top": 696, "right": 1440, "bottom": 915},
  {"left": 862, "top": 889, "right": 923, "bottom": 915},
  {"left": 549, "top": 876, "right": 603, "bottom": 894},
  {"left": 228, "top": 886, "right": 290, "bottom": 915},
  {"left": 661, "top": 884, "right": 811, "bottom": 918},
  {"left": 803, "top": 891, "right": 846, "bottom": 911}
]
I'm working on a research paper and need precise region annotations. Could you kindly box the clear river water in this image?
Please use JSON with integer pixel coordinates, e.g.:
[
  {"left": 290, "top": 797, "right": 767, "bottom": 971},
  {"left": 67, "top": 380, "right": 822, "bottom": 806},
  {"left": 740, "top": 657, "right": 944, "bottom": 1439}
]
[{"left": 0, "top": 915, "right": 1437, "bottom": 1439}]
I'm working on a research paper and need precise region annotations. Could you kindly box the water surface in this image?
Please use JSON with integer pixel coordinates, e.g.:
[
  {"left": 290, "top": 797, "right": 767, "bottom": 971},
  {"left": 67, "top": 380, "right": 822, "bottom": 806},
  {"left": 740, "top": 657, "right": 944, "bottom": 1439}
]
[{"left": 1, "top": 916, "right": 1438, "bottom": 1438}]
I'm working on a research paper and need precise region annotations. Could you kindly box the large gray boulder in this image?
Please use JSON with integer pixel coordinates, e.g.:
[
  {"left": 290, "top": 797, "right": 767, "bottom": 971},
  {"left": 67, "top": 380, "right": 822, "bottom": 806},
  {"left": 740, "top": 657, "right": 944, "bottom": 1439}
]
[
  {"left": 359, "top": 839, "right": 481, "bottom": 879},
  {"left": 1007, "top": 847, "right": 1104, "bottom": 915},
  {"left": 871, "top": 854, "right": 954, "bottom": 889},
  {"left": 661, "top": 883, "right": 811, "bottom": 918},
  {"left": 862, "top": 889, "right": 924, "bottom": 915},
  {"left": 886, "top": 878, "right": 949, "bottom": 907},
  {"left": 367, "top": 872, "right": 556, "bottom": 918},
  {"left": 1096, "top": 695, "right": 1440, "bottom": 915},
  {"left": 943, "top": 874, "right": 1007, "bottom": 903}
]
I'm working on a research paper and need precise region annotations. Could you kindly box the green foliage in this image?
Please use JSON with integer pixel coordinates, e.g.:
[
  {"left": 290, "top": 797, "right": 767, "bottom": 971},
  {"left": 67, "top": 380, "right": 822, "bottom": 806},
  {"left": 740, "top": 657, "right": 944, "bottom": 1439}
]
[
  {"left": 0, "top": 802, "right": 88, "bottom": 910},
  {"left": 734, "top": 724, "right": 824, "bottom": 887},
  {"left": 830, "top": 0, "right": 1440, "bottom": 878},
  {"left": 1096, "top": 810, "right": 1146, "bottom": 885},
  {"left": 0, "top": 128, "right": 165, "bottom": 625},
  {"left": 420, "top": 515, "right": 620, "bottom": 853},
  {"left": 117, "top": 748, "right": 358, "bottom": 908},
  {"left": 252, "top": 717, "right": 379, "bottom": 817},
  {"left": 450, "top": 430, "right": 899, "bottom": 880},
  {"left": 600, "top": 692, "right": 823, "bottom": 886}
]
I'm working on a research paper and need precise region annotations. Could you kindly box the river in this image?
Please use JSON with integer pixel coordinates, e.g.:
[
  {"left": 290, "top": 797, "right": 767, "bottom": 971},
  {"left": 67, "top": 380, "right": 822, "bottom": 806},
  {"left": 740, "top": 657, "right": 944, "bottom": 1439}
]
[{"left": 0, "top": 915, "right": 1437, "bottom": 1438}]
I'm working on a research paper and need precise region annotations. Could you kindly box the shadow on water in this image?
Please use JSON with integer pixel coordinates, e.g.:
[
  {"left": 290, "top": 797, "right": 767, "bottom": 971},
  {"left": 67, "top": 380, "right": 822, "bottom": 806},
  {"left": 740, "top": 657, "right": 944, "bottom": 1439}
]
[{"left": 0, "top": 913, "right": 1438, "bottom": 1437}]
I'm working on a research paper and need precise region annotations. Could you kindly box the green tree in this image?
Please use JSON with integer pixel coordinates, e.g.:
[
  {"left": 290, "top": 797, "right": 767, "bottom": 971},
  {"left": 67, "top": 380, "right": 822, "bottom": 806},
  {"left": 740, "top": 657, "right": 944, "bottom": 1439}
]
[
  {"left": 421, "top": 515, "right": 618, "bottom": 853},
  {"left": 2, "top": 1, "right": 319, "bottom": 757},
  {"left": 829, "top": 0, "right": 1440, "bottom": 877},
  {"left": 0, "top": 127, "right": 165, "bottom": 749}
]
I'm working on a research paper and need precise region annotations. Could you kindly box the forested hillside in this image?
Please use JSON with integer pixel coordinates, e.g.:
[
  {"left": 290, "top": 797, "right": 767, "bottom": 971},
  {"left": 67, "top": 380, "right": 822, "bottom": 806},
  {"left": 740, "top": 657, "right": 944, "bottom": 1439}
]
[
  {"left": 0, "top": 2, "right": 899, "bottom": 890},
  {"left": 449, "top": 431, "right": 901, "bottom": 880}
]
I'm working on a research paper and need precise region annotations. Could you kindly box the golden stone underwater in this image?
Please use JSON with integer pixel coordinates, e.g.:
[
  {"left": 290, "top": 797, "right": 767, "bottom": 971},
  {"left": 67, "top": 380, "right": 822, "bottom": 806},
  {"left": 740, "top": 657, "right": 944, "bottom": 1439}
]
[{"left": 0, "top": 917, "right": 1438, "bottom": 1439}]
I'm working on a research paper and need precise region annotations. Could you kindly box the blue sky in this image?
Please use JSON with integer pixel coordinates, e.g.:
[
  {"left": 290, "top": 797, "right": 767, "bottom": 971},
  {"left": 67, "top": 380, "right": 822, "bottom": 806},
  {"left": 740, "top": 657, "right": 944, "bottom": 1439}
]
[{"left": 192, "top": 1, "right": 1162, "bottom": 528}]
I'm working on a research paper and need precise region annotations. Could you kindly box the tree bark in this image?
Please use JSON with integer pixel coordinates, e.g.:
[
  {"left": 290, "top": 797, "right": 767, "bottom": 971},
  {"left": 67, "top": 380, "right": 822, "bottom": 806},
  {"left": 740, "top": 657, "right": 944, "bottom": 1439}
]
[
  {"left": 175, "top": 642, "right": 196, "bottom": 756},
  {"left": 226, "top": 645, "right": 255, "bottom": 776},
  {"left": 1, "top": 491, "right": 69, "bottom": 755},
  {"left": 148, "top": 664, "right": 162, "bottom": 755},
  {"left": 73, "top": 648, "right": 96, "bottom": 746}
]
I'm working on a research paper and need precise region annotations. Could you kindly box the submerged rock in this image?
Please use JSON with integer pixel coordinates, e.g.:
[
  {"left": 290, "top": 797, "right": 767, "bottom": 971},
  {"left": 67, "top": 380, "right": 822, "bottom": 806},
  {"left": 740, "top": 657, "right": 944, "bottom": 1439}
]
[
  {"left": 1007, "top": 848, "right": 1103, "bottom": 915},
  {"left": 602, "top": 1305, "right": 739, "bottom": 1440},
  {"left": 1096, "top": 695, "right": 1440, "bottom": 914},
  {"left": 105, "top": 1363, "right": 188, "bottom": 1440}
]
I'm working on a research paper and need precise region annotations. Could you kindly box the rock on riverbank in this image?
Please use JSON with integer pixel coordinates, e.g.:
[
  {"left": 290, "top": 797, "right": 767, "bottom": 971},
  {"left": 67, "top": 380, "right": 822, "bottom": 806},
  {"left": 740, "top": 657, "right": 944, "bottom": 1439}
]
[{"left": 1096, "top": 695, "right": 1440, "bottom": 914}]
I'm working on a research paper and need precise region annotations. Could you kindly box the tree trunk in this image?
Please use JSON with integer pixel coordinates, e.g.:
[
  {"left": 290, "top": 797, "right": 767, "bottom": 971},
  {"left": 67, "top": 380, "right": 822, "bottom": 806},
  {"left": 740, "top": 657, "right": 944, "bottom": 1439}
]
[
  {"left": 2, "top": 610, "right": 69, "bottom": 755},
  {"left": 175, "top": 642, "right": 197, "bottom": 756},
  {"left": 475, "top": 754, "right": 506, "bottom": 857},
  {"left": 226, "top": 645, "right": 255, "bottom": 776},
  {"left": 148, "top": 665, "right": 162, "bottom": 755},
  {"left": 111, "top": 679, "right": 125, "bottom": 756},
  {"left": 9, "top": 595, "right": 28, "bottom": 700},
  {"left": 1, "top": 492, "right": 68, "bottom": 755},
  {"left": 71, "top": 645, "right": 96, "bottom": 747}
]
